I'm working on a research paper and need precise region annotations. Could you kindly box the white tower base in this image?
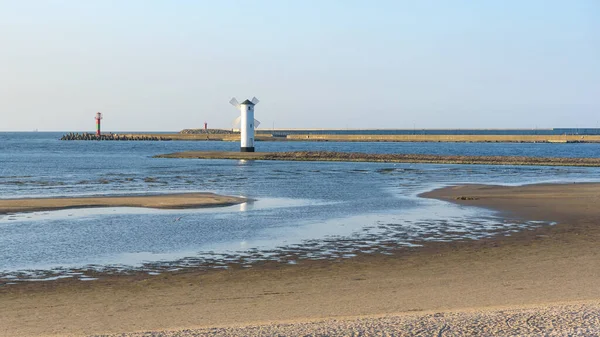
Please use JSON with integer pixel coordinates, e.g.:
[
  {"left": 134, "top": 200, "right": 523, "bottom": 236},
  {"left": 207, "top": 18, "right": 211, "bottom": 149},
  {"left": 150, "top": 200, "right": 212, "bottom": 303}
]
[
  {"left": 240, "top": 100, "right": 255, "bottom": 152},
  {"left": 230, "top": 97, "right": 259, "bottom": 152}
]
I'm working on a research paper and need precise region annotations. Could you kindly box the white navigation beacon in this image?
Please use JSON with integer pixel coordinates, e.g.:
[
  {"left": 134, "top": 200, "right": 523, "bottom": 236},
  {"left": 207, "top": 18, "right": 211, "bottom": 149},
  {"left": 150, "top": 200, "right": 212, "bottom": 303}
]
[{"left": 229, "top": 97, "right": 260, "bottom": 152}]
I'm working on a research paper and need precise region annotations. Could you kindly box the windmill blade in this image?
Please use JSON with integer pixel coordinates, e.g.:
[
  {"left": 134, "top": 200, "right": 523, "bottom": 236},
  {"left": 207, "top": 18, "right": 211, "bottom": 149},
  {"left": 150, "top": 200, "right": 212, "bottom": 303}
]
[
  {"left": 254, "top": 119, "right": 261, "bottom": 128},
  {"left": 229, "top": 97, "right": 240, "bottom": 108},
  {"left": 251, "top": 97, "right": 259, "bottom": 105},
  {"left": 232, "top": 116, "right": 241, "bottom": 128}
]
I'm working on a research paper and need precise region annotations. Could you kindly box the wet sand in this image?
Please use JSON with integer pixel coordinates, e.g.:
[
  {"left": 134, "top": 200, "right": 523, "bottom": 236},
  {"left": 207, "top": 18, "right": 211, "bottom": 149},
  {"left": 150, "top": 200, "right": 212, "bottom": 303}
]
[
  {"left": 2, "top": 183, "right": 600, "bottom": 336},
  {"left": 419, "top": 182, "right": 600, "bottom": 223},
  {"left": 0, "top": 193, "right": 246, "bottom": 214},
  {"left": 155, "top": 150, "right": 600, "bottom": 167}
]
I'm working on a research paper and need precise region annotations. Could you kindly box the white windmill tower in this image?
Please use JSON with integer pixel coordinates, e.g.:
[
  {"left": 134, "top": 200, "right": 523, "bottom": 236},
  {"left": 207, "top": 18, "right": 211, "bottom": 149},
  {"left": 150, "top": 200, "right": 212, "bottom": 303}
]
[{"left": 230, "top": 97, "right": 260, "bottom": 152}]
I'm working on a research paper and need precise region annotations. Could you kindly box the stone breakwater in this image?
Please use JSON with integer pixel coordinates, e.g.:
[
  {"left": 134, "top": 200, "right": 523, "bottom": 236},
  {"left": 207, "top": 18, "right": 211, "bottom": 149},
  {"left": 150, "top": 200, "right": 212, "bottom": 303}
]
[
  {"left": 155, "top": 150, "right": 600, "bottom": 167},
  {"left": 179, "top": 128, "right": 235, "bottom": 135},
  {"left": 60, "top": 133, "right": 169, "bottom": 141},
  {"left": 59, "top": 131, "right": 249, "bottom": 141},
  {"left": 59, "top": 131, "right": 600, "bottom": 143}
]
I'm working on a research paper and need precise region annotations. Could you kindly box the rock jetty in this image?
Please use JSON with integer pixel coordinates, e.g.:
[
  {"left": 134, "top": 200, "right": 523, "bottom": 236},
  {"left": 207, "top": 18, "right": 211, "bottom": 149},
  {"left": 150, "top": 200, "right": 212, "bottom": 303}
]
[
  {"left": 60, "top": 133, "right": 169, "bottom": 141},
  {"left": 179, "top": 129, "right": 235, "bottom": 135}
]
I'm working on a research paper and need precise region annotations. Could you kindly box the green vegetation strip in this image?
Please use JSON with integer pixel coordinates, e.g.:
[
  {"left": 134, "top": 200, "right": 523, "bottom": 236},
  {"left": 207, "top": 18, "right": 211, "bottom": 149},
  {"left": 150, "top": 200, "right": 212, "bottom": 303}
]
[{"left": 154, "top": 151, "right": 600, "bottom": 167}]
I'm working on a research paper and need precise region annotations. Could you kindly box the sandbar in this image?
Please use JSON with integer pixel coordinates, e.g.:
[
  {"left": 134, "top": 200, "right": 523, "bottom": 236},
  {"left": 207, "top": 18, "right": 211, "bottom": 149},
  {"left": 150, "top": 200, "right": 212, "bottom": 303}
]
[
  {"left": 0, "top": 193, "right": 246, "bottom": 214},
  {"left": 419, "top": 182, "right": 600, "bottom": 224},
  {"left": 2, "top": 183, "right": 600, "bottom": 336},
  {"left": 155, "top": 150, "right": 600, "bottom": 167}
]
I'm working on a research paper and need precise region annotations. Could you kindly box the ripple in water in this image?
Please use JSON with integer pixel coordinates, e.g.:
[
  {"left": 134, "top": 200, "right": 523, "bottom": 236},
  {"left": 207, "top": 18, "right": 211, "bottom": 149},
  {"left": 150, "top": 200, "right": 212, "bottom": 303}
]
[{"left": 0, "top": 200, "right": 555, "bottom": 283}]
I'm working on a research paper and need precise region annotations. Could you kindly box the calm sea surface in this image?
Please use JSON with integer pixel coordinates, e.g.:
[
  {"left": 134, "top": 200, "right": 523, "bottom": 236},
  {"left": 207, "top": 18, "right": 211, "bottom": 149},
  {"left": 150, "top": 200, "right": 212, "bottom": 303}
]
[{"left": 1, "top": 132, "right": 600, "bottom": 281}]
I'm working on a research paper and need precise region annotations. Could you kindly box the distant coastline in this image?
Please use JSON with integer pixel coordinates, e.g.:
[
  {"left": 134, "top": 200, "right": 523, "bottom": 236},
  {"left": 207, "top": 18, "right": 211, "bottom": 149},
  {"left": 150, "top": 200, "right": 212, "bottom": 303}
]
[{"left": 54, "top": 128, "right": 600, "bottom": 143}]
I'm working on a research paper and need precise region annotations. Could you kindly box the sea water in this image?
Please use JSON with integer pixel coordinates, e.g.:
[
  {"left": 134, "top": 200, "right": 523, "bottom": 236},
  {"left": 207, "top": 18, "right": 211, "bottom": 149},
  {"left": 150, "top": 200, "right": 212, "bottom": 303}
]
[{"left": 1, "top": 132, "right": 600, "bottom": 281}]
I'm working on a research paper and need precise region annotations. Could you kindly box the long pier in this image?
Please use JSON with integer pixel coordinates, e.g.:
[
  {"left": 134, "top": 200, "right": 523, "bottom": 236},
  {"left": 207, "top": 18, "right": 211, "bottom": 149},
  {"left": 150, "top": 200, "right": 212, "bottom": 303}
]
[
  {"left": 255, "top": 127, "right": 600, "bottom": 136},
  {"left": 285, "top": 134, "right": 600, "bottom": 143}
]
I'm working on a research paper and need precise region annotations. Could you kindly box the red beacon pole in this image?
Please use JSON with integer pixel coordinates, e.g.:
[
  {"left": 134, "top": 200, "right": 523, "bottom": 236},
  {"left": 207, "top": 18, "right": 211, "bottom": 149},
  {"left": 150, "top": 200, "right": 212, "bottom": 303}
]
[
  {"left": 204, "top": 121, "right": 208, "bottom": 131},
  {"left": 95, "top": 112, "right": 103, "bottom": 136}
]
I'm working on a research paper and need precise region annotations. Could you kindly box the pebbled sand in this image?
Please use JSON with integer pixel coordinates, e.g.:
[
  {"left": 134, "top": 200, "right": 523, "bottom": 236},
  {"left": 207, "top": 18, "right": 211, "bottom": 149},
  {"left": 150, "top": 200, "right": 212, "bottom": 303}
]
[
  {"left": 2, "top": 183, "right": 600, "bottom": 336},
  {"left": 0, "top": 193, "right": 246, "bottom": 214},
  {"left": 96, "top": 302, "right": 600, "bottom": 336}
]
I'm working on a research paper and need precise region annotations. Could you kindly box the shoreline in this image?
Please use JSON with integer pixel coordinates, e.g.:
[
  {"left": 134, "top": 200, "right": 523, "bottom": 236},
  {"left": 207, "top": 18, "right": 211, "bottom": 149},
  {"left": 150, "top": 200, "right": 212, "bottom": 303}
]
[
  {"left": 1, "top": 183, "right": 600, "bottom": 335},
  {"left": 0, "top": 193, "right": 246, "bottom": 214},
  {"left": 154, "top": 150, "right": 600, "bottom": 167}
]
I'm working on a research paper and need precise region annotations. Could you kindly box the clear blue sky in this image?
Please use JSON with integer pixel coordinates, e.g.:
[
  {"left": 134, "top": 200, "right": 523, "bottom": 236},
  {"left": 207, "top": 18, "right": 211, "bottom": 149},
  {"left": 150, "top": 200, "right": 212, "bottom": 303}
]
[{"left": 1, "top": 0, "right": 598, "bottom": 131}]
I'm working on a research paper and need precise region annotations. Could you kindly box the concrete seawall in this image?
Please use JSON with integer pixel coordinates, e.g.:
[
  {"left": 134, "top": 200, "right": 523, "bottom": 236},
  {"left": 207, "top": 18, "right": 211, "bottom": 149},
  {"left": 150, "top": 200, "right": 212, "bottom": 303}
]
[{"left": 285, "top": 134, "right": 600, "bottom": 143}]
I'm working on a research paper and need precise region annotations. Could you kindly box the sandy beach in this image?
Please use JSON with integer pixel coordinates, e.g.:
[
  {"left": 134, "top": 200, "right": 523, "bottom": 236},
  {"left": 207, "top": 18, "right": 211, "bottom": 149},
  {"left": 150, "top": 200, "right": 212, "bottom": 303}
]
[
  {"left": 2, "top": 183, "right": 600, "bottom": 336},
  {"left": 97, "top": 302, "right": 600, "bottom": 336},
  {"left": 0, "top": 193, "right": 246, "bottom": 214}
]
